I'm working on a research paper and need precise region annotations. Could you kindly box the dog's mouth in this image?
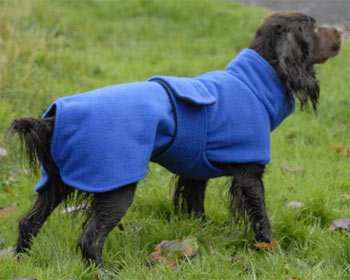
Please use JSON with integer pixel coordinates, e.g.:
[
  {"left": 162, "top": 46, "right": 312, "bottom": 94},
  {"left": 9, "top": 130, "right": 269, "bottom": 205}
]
[{"left": 315, "top": 56, "right": 328, "bottom": 64}]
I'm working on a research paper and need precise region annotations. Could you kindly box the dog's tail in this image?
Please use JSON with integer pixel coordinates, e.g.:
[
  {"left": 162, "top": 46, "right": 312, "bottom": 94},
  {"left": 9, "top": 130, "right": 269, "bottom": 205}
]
[{"left": 9, "top": 117, "right": 56, "bottom": 175}]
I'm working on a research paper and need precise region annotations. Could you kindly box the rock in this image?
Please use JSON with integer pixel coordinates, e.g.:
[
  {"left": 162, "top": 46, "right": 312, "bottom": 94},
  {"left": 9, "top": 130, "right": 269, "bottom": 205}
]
[
  {"left": 286, "top": 201, "right": 304, "bottom": 208},
  {"left": 330, "top": 218, "right": 350, "bottom": 231},
  {"left": 0, "top": 147, "right": 8, "bottom": 159}
]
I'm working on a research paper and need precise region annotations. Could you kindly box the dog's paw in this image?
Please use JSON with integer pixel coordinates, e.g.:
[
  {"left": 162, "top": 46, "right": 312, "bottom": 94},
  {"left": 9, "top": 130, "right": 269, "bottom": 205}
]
[{"left": 254, "top": 239, "right": 278, "bottom": 251}]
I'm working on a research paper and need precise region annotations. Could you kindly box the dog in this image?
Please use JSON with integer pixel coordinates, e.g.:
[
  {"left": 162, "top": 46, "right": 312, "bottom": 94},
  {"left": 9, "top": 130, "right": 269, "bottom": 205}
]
[{"left": 10, "top": 11, "right": 342, "bottom": 266}]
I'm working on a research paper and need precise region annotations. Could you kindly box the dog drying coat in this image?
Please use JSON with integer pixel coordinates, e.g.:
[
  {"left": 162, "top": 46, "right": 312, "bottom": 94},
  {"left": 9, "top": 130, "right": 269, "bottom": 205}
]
[{"left": 35, "top": 49, "right": 295, "bottom": 193}]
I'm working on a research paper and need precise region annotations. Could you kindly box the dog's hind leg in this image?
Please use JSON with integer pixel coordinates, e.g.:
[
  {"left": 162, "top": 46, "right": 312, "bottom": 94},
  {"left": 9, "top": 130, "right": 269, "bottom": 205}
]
[
  {"left": 16, "top": 181, "right": 73, "bottom": 255},
  {"left": 228, "top": 163, "right": 272, "bottom": 243},
  {"left": 173, "top": 177, "right": 207, "bottom": 219},
  {"left": 78, "top": 183, "right": 137, "bottom": 266}
]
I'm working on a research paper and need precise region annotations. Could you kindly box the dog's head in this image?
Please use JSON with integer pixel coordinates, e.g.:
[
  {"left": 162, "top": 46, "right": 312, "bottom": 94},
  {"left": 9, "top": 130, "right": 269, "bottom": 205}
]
[{"left": 249, "top": 11, "right": 342, "bottom": 110}]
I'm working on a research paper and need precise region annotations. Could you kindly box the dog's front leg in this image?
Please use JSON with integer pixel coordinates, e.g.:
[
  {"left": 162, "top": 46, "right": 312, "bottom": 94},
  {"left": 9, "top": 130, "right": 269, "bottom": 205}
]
[
  {"left": 173, "top": 177, "right": 207, "bottom": 219},
  {"left": 78, "top": 183, "right": 137, "bottom": 266},
  {"left": 228, "top": 163, "right": 272, "bottom": 243}
]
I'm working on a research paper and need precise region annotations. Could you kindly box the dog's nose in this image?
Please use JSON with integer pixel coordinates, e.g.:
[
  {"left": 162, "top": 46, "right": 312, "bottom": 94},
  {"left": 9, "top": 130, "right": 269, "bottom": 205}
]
[{"left": 332, "top": 43, "right": 341, "bottom": 52}]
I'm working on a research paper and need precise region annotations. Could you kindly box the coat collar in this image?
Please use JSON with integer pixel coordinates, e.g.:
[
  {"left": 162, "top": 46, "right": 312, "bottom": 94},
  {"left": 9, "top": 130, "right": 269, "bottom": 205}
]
[{"left": 225, "top": 48, "right": 295, "bottom": 130}]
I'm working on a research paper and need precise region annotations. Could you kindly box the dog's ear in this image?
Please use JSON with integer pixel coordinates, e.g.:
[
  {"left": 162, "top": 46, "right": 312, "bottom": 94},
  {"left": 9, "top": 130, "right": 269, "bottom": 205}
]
[{"left": 275, "top": 26, "right": 319, "bottom": 110}]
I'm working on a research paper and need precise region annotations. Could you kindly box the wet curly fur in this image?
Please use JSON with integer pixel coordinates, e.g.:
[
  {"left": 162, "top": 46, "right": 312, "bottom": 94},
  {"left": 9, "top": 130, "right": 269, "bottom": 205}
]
[{"left": 10, "top": 11, "right": 342, "bottom": 266}]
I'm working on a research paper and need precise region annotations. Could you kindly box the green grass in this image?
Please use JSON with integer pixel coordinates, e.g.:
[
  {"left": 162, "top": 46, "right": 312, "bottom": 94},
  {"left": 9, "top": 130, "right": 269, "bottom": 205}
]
[{"left": 0, "top": 0, "right": 349, "bottom": 279}]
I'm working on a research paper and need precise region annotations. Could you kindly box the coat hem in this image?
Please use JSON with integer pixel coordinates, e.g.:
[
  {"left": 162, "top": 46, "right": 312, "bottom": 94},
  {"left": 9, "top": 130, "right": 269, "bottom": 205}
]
[{"left": 57, "top": 173, "right": 146, "bottom": 193}]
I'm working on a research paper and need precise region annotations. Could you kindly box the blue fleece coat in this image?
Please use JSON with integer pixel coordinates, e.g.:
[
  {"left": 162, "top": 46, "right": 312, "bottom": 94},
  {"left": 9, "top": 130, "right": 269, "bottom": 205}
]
[{"left": 35, "top": 49, "right": 295, "bottom": 193}]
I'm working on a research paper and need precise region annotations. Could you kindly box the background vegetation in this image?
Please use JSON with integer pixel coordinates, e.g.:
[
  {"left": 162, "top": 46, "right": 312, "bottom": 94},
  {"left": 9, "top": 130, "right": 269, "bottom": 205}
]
[{"left": 0, "top": 0, "right": 349, "bottom": 279}]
